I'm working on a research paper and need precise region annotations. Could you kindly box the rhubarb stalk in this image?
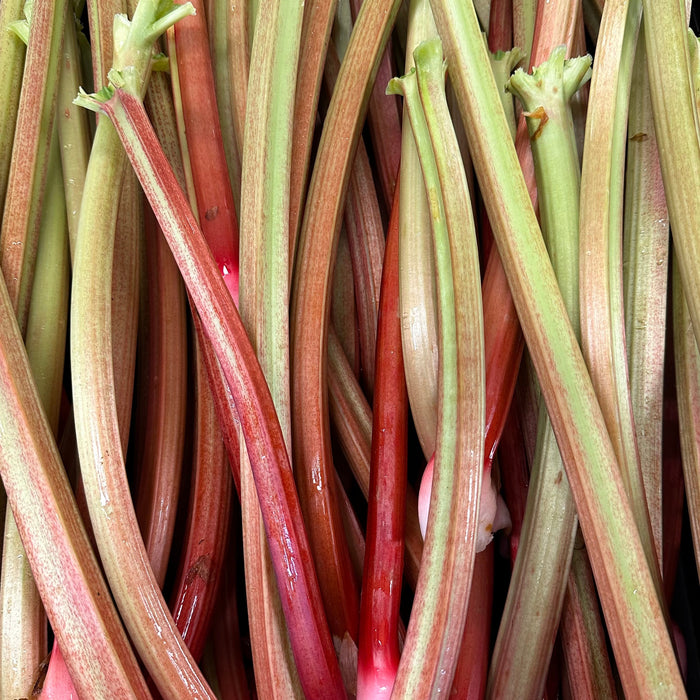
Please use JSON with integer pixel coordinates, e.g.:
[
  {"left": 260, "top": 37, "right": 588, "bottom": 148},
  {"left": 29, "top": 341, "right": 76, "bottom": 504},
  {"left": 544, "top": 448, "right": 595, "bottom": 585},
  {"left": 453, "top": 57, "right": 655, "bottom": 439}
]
[{"left": 388, "top": 37, "right": 485, "bottom": 695}]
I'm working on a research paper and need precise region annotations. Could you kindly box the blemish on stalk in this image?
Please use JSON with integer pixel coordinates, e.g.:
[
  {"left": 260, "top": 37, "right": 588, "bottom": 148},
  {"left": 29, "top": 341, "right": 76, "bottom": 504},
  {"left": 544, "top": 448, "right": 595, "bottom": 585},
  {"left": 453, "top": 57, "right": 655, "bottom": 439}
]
[
  {"left": 523, "top": 106, "right": 549, "bottom": 141},
  {"left": 184, "top": 554, "right": 212, "bottom": 584},
  {"left": 205, "top": 206, "right": 219, "bottom": 220},
  {"left": 630, "top": 132, "right": 648, "bottom": 142},
  {"left": 554, "top": 471, "right": 563, "bottom": 485}
]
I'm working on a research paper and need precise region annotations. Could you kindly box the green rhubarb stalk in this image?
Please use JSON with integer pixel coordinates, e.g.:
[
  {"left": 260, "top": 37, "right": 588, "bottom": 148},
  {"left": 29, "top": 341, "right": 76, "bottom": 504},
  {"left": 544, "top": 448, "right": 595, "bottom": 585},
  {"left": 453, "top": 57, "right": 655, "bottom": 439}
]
[
  {"left": 429, "top": 0, "right": 684, "bottom": 695},
  {"left": 489, "top": 46, "right": 525, "bottom": 142},
  {"left": 56, "top": 10, "right": 91, "bottom": 260},
  {"left": 398, "top": 0, "right": 439, "bottom": 460},
  {"left": 0, "top": 0, "right": 68, "bottom": 334},
  {"left": 71, "top": 1, "right": 217, "bottom": 696},
  {"left": 641, "top": 0, "right": 700, "bottom": 353},
  {"left": 488, "top": 47, "right": 591, "bottom": 699},
  {"left": 239, "top": 1, "right": 306, "bottom": 697},
  {"left": 623, "top": 20, "right": 670, "bottom": 566},
  {"left": 388, "top": 37, "right": 485, "bottom": 696},
  {"left": 513, "top": 0, "right": 536, "bottom": 67},
  {"left": 579, "top": 0, "right": 661, "bottom": 588}
]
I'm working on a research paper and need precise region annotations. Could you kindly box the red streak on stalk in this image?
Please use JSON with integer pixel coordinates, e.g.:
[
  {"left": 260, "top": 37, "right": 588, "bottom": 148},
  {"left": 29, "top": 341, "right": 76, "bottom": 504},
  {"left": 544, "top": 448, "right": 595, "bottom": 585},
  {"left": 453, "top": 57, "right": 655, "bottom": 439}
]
[
  {"left": 108, "top": 89, "right": 345, "bottom": 699},
  {"left": 357, "top": 182, "right": 407, "bottom": 700},
  {"left": 173, "top": 0, "right": 239, "bottom": 303}
]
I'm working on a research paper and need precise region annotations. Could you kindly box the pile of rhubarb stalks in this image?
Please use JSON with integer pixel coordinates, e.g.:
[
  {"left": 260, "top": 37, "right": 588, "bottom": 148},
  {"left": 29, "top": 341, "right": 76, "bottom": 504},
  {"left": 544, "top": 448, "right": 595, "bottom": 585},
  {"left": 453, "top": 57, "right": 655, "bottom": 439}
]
[{"left": 3, "top": 0, "right": 700, "bottom": 696}]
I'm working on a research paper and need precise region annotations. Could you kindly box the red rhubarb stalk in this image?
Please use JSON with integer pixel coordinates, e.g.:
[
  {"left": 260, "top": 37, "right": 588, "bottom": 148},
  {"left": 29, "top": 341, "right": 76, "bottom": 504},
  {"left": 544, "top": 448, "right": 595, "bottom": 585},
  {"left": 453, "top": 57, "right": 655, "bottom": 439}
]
[
  {"left": 357, "top": 179, "right": 407, "bottom": 699},
  {"left": 172, "top": 0, "right": 239, "bottom": 302}
]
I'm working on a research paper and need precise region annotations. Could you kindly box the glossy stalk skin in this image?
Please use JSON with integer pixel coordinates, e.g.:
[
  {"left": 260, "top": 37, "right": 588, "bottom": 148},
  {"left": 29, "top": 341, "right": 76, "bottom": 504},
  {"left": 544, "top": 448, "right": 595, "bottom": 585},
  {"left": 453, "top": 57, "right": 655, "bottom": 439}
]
[
  {"left": 357, "top": 182, "right": 407, "bottom": 700},
  {"left": 238, "top": 1, "right": 307, "bottom": 696},
  {"left": 327, "top": 326, "right": 424, "bottom": 589},
  {"left": 289, "top": 0, "right": 401, "bottom": 643},
  {"left": 429, "top": 0, "right": 684, "bottom": 695},
  {"left": 389, "top": 39, "right": 485, "bottom": 697},
  {"left": 90, "top": 87, "right": 346, "bottom": 698},
  {"left": 144, "top": 68, "right": 244, "bottom": 501}
]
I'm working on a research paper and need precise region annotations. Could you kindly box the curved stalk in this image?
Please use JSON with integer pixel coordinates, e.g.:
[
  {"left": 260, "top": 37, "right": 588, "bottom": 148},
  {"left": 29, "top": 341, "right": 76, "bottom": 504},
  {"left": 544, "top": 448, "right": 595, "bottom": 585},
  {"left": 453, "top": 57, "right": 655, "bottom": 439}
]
[
  {"left": 71, "top": 2, "right": 216, "bottom": 696},
  {"left": 398, "top": 0, "right": 439, "bottom": 460},
  {"left": 389, "top": 38, "right": 485, "bottom": 696}
]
